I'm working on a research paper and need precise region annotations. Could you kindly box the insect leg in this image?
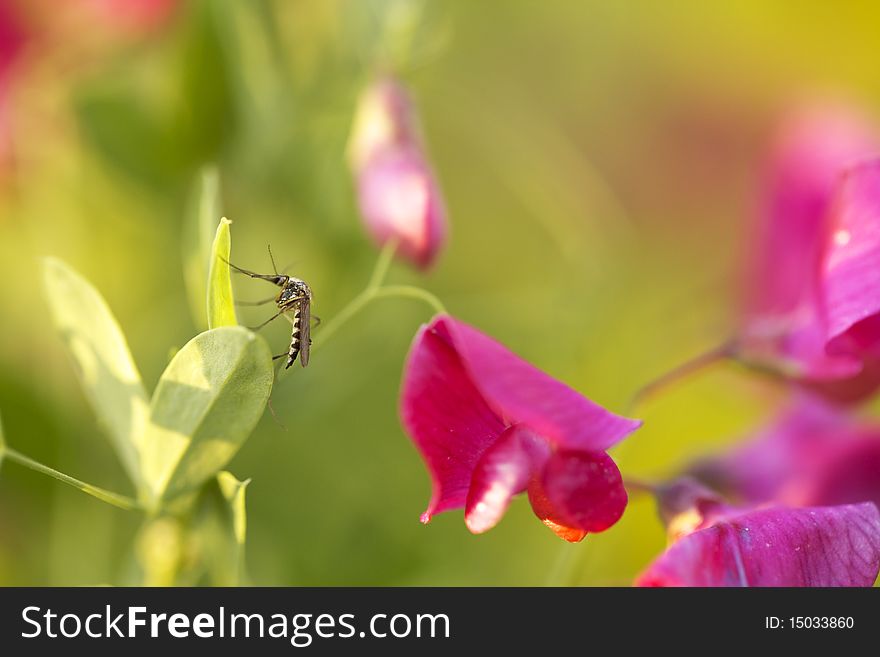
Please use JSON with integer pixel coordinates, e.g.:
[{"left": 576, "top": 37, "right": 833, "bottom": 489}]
[
  {"left": 235, "top": 295, "right": 277, "bottom": 306},
  {"left": 247, "top": 309, "right": 284, "bottom": 331}
]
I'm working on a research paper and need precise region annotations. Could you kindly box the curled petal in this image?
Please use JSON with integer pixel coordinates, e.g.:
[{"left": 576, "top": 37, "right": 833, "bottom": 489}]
[
  {"left": 740, "top": 104, "right": 880, "bottom": 394},
  {"left": 528, "top": 450, "right": 627, "bottom": 541},
  {"left": 526, "top": 479, "right": 588, "bottom": 543},
  {"left": 439, "top": 316, "right": 642, "bottom": 452},
  {"left": 747, "top": 104, "right": 878, "bottom": 320},
  {"left": 465, "top": 425, "right": 549, "bottom": 534},
  {"left": 823, "top": 161, "right": 880, "bottom": 358},
  {"left": 356, "top": 146, "right": 447, "bottom": 270},
  {"left": 636, "top": 503, "right": 880, "bottom": 587},
  {"left": 401, "top": 321, "right": 507, "bottom": 523}
]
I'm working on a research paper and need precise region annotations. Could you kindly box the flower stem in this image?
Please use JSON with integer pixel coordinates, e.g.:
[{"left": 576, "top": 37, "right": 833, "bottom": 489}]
[
  {"left": 367, "top": 237, "right": 400, "bottom": 292},
  {"left": 623, "top": 477, "right": 659, "bottom": 496},
  {"left": 372, "top": 285, "right": 447, "bottom": 315},
  {"left": 627, "top": 340, "right": 736, "bottom": 413},
  {"left": 3, "top": 448, "right": 140, "bottom": 511},
  {"left": 311, "top": 240, "right": 447, "bottom": 353}
]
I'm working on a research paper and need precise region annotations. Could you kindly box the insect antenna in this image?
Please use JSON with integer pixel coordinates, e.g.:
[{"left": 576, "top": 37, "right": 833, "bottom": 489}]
[
  {"left": 220, "top": 256, "right": 279, "bottom": 282},
  {"left": 267, "top": 244, "right": 279, "bottom": 275}
]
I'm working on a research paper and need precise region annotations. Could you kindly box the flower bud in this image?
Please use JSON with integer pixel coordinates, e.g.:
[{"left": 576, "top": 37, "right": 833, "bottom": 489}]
[{"left": 349, "top": 75, "right": 447, "bottom": 269}]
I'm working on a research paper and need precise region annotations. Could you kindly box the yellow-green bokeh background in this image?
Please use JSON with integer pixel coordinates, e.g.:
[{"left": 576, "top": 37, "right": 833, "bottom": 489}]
[{"left": 1, "top": 0, "right": 877, "bottom": 585}]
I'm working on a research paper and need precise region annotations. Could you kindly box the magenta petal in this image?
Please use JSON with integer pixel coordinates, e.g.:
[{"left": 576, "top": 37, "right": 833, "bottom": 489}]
[
  {"left": 747, "top": 104, "right": 878, "bottom": 320},
  {"left": 797, "top": 437, "right": 880, "bottom": 511},
  {"left": 465, "top": 425, "right": 550, "bottom": 534},
  {"left": 529, "top": 450, "right": 628, "bottom": 536},
  {"left": 636, "top": 503, "right": 880, "bottom": 587},
  {"left": 401, "top": 322, "right": 507, "bottom": 523},
  {"left": 740, "top": 105, "right": 879, "bottom": 387},
  {"left": 823, "top": 161, "right": 880, "bottom": 357},
  {"left": 690, "top": 396, "right": 880, "bottom": 510},
  {"left": 690, "top": 397, "right": 848, "bottom": 504},
  {"left": 438, "top": 316, "right": 641, "bottom": 451}
]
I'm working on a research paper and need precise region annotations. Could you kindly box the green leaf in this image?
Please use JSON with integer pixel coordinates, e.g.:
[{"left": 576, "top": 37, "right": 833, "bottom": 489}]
[
  {"left": 183, "top": 166, "right": 223, "bottom": 329},
  {"left": 217, "top": 470, "right": 250, "bottom": 585},
  {"left": 1, "top": 448, "right": 139, "bottom": 511},
  {"left": 139, "top": 327, "right": 272, "bottom": 505},
  {"left": 207, "top": 218, "right": 238, "bottom": 329},
  {"left": 42, "top": 258, "right": 149, "bottom": 489}
]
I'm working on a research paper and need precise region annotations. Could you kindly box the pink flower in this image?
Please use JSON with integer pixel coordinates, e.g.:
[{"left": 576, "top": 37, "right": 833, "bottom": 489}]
[
  {"left": 348, "top": 76, "right": 421, "bottom": 173},
  {"left": 0, "top": 0, "right": 27, "bottom": 173},
  {"left": 400, "top": 314, "right": 641, "bottom": 541},
  {"left": 85, "top": 0, "right": 179, "bottom": 35},
  {"left": 739, "top": 105, "right": 880, "bottom": 402},
  {"left": 636, "top": 479, "right": 880, "bottom": 586},
  {"left": 690, "top": 395, "right": 880, "bottom": 510},
  {"left": 349, "top": 75, "right": 447, "bottom": 269}
]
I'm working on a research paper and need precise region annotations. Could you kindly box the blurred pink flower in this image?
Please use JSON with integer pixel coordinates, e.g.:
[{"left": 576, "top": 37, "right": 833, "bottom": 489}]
[
  {"left": 85, "top": 0, "right": 179, "bottom": 34},
  {"left": 636, "top": 478, "right": 880, "bottom": 586},
  {"left": 690, "top": 395, "right": 880, "bottom": 510},
  {"left": 0, "top": 0, "right": 27, "bottom": 172},
  {"left": 400, "top": 314, "right": 641, "bottom": 541},
  {"left": 349, "top": 75, "right": 447, "bottom": 269},
  {"left": 739, "top": 105, "right": 880, "bottom": 402}
]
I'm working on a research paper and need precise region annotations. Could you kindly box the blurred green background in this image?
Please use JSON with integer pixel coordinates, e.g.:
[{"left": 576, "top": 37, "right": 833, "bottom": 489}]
[{"left": 1, "top": 0, "right": 878, "bottom": 585}]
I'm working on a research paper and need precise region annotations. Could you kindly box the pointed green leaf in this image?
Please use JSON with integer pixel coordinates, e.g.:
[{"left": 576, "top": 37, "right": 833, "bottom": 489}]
[
  {"left": 217, "top": 470, "right": 250, "bottom": 585},
  {"left": 217, "top": 471, "right": 250, "bottom": 546},
  {"left": 183, "top": 166, "right": 223, "bottom": 329},
  {"left": 1, "top": 448, "right": 139, "bottom": 511},
  {"left": 42, "top": 258, "right": 149, "bottom": 488},
  {"left": 139, "top": 327, "right": 272, "bottom": 505},
  {"left": 207, "top": 218, "right": 238, "bottom": 329}
]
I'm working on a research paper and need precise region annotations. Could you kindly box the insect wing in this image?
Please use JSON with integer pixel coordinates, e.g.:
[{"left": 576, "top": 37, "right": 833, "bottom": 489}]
[{"left": 299, "top": 299, "right": 311, "bottom": 367}]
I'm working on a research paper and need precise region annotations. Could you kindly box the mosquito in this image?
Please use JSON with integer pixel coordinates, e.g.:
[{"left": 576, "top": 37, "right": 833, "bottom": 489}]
[{"left": 223, "top": 246, "right": 316, "bottom": 369}]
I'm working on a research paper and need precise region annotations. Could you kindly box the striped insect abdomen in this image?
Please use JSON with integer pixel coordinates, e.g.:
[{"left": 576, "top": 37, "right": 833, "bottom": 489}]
[{"left": 285, "top": 302, "right": 303, "bottom": 369}]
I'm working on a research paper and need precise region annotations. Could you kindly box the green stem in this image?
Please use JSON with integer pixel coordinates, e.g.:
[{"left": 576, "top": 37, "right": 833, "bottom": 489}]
[
  {"left": 623, "top": 477, "right": 658, "bottom": 496},
  {"left": 627, "top": 340, "right": 735, "bottom": 414},
  {"left": 367, "top": 237, "right": 400, "bottom": 291},
  {"left": 2, "top": 448, "right": 140, "bottom": 512},
  {"left": 310, "top": 289, "right": 374, "bottom": 350},
  {"left": 311, "top": 240, "right": 447, "bottom": 353},
  {"left": 372, "top": 285, "right": 447, "bottom": 315}
]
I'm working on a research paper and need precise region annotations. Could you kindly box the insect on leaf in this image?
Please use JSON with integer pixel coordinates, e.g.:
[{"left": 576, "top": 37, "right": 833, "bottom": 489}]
[
  {"left": 207, "top": 217, "right": 238, "bottom": 329},
  {"left": 183, "top": 166, "right": 223, "bottom": 329},
  {"left": 41, "top": 258, "right": 149, "bottom": 490},
  {"left": 139, "top": 327, "right": 272, "bottom": 505}
]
